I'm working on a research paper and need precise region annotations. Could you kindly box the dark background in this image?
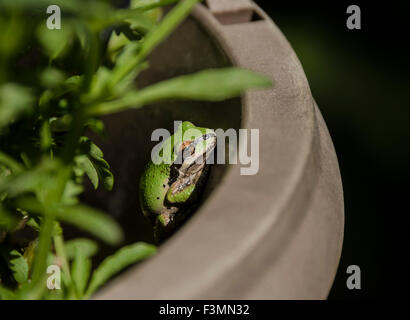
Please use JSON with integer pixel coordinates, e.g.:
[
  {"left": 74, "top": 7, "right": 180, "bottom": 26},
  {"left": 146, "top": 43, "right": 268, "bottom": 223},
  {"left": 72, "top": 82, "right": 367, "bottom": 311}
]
[{"left": 253, "top": 0, "right": 409, "bottom": 299}]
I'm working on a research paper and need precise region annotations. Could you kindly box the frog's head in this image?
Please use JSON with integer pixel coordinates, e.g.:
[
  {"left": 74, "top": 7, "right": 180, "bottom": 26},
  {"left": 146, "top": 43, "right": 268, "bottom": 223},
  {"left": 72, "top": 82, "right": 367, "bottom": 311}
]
[{"left": 179, "top": 131, "right": 217, "bottom": 172}]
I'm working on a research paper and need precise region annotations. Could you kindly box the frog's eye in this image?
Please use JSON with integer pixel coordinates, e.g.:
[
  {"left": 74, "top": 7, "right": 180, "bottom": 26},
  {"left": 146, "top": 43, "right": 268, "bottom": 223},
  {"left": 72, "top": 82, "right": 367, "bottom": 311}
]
[
  {"left": 203, "top": 133, "right": 213, "bottom": 140},
  {"left": 176, "top": 140, "right": 193, "bottom": 154},
  {"left": 176, "top": 141, "right": 196, "bottom": 160},
  {"left": 172, "top": 141, "right": 194, "bottom": 170}
]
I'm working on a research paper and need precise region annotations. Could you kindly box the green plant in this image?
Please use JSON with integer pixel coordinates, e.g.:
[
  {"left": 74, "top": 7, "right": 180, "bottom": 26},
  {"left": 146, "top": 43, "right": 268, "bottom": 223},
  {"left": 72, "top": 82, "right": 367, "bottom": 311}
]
[{"left": 0, "top": 0, "right": 271, "bottom": 299}]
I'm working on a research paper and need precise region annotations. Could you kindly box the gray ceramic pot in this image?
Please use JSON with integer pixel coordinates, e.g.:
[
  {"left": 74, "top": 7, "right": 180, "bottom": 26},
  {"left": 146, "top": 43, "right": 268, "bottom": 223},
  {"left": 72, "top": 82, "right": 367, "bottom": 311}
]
[{"left": 93, "top": 1, "right": 344, "bottom": 299}]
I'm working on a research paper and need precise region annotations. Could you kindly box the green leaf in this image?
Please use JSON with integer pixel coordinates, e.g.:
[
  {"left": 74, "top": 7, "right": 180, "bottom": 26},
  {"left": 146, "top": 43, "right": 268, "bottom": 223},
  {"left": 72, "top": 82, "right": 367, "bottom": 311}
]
[
  {"left": 40, "top": 67, "right": 67, "bottom": 89},
  {"left": 0, "top": 14, "right": 25, "bottom": 59},
  {"left": 123, "top": 9, "right": 156, "bottom": 35},
  {"left": 0, "top": 247, "right": 29, "bottom": 284},
  {"left": 26, "top": 217, "right": 40, "bottom": 231},
  {"left": 140, "top": 68, "right": 272, "bottom": 101},
  {"left": 64, "top": 238, "right": 99, "bottom": 260},
  {"left": 0, "top": 284, "right": 16, "bottom": 300},
  {"left": 81, "top": 67, "right": 113, "bottom": 104},
  {"left": 0, "top": 169, "right": 44, "bottom": 198},
  {"left": 23, "top": 240, "right": 38, "bottom": 275},
  {"left": 74, "top": 154, "right": 113, "bottom": 191},
  {"left": 107, "top": 31, "right": 131, "bottom": 63},
  {"left": 0, "top": 83, "right": 34, "bottom": 129},
  {"left": 36, "top": 22, "right": 74, "bottom": 60},
  {"left": 0, "top": 205, "right": 19, "bottom": 232},
  {"left": 109, "top": 0, "right": 201, "bottom": 87},
  {"left": 85, "top": 118, "right": 105, "bottom": 136},
  {"left": 71, "top": 246, "right": 92, "bottom": 298},
  {"left": 38, "top": 74, "right": 82, "bottom": 108},
  {"left": 0, "top": 160, "right": 60, "bottom": 199},
  {"left": 9, "top": 250, "right": 29, "bottom": 284},
  {"left": 61, "top": 180, "right": 84, "bottom": 205},
  {"left": 99, "top": 167, "right": 114, "bottom": 191},
  {"left": 19, "top": 153, "right": 32, "bottom": 169},
  {"left": 87, "top": 139, "right": 104, "bottom": 161},
  {"left": 15, "top": 196, "right": 123, "bottom": 246},
  {"left": 75, "top": 155, "right": 99, "bottom": 189},
  {"left": 91, "top": 68, "right": 272, "bottom": 115},
  {"left": 40, "top": 121, "right": 52, "bottom": 151},
  {"left": 50, "top": 115, "right": 73, "bottom": 133},
  {"left": 0, "top": 151, "right": 24, "bottom": 174},
  {"left": 109, "top": 42, "right": 141, "bottom": 88},
  {"left": 76, "top": 138, "right": 114, "bottom": 191},
  {"left": 85, "top": 242, "right": 156, "bottom": 298},
  {"left": 56, "top": 205, "right": 123, "bottom": 245}
]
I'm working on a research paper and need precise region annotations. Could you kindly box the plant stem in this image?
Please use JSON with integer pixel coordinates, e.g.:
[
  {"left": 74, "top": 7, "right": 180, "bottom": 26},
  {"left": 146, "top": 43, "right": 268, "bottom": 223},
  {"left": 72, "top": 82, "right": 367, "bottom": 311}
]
[
  {"left": 54, "top": 232, "right": 78, "bottom": 299},
  {"left": 132, "top": 0, "right": 179, "bottom": 11},
  {"left": 53, "top": 233, "right": 69, "bottom": 277},
  {"left": 31, "top": 214, "right": 54, "bottom": 284}
]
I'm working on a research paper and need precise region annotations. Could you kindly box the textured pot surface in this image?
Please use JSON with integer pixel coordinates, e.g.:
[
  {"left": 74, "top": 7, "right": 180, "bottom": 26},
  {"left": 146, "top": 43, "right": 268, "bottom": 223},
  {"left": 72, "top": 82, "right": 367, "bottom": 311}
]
[{"left": 95, "top": 1, "right": 344, "bottom": 299}]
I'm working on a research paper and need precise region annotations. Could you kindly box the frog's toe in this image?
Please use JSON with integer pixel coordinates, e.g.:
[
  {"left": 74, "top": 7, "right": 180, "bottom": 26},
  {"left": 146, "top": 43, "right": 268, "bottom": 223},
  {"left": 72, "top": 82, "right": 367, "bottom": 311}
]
[
  {"left": 154, "top": 213, "right": 176, "bottom": 243},
  {"left": 157, "top": 213, "right": 172, "bottom": 227}
]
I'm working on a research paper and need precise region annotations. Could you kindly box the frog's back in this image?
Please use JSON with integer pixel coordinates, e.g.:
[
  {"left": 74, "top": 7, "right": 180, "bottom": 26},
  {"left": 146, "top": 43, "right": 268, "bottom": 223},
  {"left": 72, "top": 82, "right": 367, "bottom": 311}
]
[{"left": 139, "top": 161, "right": 171, "bottom": 220}]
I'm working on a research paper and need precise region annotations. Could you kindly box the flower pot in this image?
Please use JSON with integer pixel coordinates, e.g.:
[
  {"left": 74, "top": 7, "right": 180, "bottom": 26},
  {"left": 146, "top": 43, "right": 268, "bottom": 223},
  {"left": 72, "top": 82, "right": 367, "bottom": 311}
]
[{"left": 92, "top": 1, "right": 344, "bottom": 299}]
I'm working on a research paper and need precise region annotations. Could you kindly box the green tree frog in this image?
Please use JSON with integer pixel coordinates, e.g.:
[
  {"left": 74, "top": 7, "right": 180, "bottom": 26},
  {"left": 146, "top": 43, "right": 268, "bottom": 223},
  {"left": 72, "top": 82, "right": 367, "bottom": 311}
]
[{"left": 139, "top": 121, "right": 217, "bottom": 242}]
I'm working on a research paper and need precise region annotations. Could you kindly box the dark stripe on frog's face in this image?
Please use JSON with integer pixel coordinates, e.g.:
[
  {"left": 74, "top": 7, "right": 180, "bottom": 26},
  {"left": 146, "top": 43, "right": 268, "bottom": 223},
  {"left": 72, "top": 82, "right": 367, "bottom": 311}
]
[
  {"left": 179, "top": 132, "right": 217, "bottom": 172},
  {"left": 168, "top": 132, "right": 216, "bottom": 197}
]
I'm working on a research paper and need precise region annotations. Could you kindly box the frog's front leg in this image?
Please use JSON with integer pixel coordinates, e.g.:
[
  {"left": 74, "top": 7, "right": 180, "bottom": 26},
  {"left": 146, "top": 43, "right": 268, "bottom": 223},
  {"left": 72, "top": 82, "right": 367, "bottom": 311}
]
[{"left": 153, "top": 181, "right": 197, "bottom": 241}]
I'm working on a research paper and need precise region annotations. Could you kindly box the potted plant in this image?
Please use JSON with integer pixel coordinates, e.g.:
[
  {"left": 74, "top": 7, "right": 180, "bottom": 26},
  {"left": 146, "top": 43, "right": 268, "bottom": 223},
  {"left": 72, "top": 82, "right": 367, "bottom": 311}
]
[{"left": 0, "top": 0, "right": 344, "bottom": 300}]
